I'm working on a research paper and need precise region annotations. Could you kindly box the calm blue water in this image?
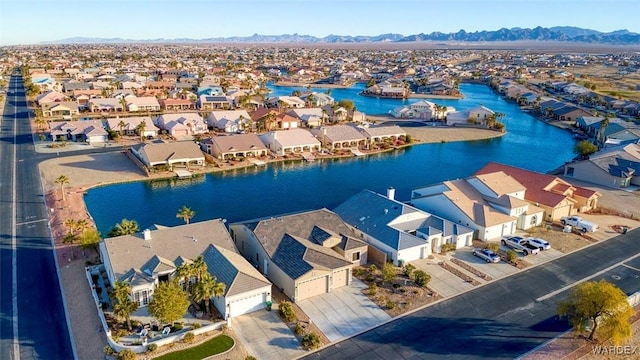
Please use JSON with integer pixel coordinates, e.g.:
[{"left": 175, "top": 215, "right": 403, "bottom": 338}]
[{"left": 85, "top": 84, "right": 576, "bottom": 235}]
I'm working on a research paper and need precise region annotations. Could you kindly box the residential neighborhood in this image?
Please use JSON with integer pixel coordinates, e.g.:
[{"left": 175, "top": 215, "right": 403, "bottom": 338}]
[{"left": 2, "top": 39, "right": 640, "bottom": 360}]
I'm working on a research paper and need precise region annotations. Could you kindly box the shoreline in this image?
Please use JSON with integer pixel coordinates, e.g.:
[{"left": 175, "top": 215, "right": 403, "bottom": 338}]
[{"left": 273, "top": 81, "right": 463, "bottom": 99}]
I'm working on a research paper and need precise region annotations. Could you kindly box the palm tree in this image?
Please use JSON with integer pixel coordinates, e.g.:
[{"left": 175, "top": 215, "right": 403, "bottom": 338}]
[
  {"left": 136, "top": 121, "right": 146, "bottom": 142},
  {"left": 110, "top": 282, "right": 137, "bottom": 330},
  {"left": 176, "top": 205, "right": 195, "bottom": 224},
  {"left": 55, "top": 175, "right": 70, "bottom": 201},
  {"left": 192, "top": 273, "right": 226, "bottom": 315},
  {"left": 117, "top": 120, "right": 126, "bottom": 136},
  {"left": 175, "top": 262, "right": 195, "bottom": 294},
  {"left": 107, "top": 219, "right": 140, "bottom": 237},
  {"left": 191, "top": 256, "right": 207, "bottom": 282}
]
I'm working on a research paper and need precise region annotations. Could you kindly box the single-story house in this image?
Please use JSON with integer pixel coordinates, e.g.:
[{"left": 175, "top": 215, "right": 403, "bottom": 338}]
[
  {"left": 130, "top": 142, "right": 205, "bottom": 172},
  {"left": 446, "top": 105, "right": 495, "bottom": 126},
  {"left": 265, "top": 96, "right": 306, "bottom": 109},
  {"left": 359, "top": 125, "right": 406, "bottom": 145},
  {"left": 200, "top": 134, "right": 268, "bottom": 160},
  {"left": 564, "top": 143, "right": 640, "bottom": 188},
  {"left": 259, "top": 128, "right": 321, "bottom": 156},
  {"left": 160, "top": 98, "right": 195, "bottom": 111},
  {"left": 36, "top": 90, "right": 67, "bottom": 105},
  {"left": 127, "top": 97, "right": 161, "bottom": 112},
  {"left": 105, "top": 116, "right": 158, "bottom": 138},
  {"left": 99, "top": 220, "right": 272, "bottom": 319},
  {"left": 41, "top": 101, "right": 80, "bottom": 119},
  {"left": 476, "top": 162, "right": 601, "bottom": 222},
  {"left": 286, "top": 108, "right": 325, "bottom": 127},
  {"left": 334, "top": 189, "right": 473, "bottom": 265},
  {"left": 198, "top": 95, "right": 232, "bottom": 110},
  {"left": 207, "top": 110, "right": 251, "bottom": 133},
  {"left": 49, "top": 120, "right": 108, "bottom": 143},
  {"left": 229, "top": 209, "right": 366, "bottom": 302},
  {"left": 311, "top": 125, "right": 366, "bottom": 149},
  {"left": 88, "top": 98, "right": 124, "bottom": 113},
  {"left": 156, "top": 113, "right": 208, "bottom": 137}
]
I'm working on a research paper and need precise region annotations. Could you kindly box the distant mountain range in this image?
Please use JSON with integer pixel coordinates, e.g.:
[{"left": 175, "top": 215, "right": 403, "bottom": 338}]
[{"left": 43, "top": 26, "right": 640, "bottom": 45}]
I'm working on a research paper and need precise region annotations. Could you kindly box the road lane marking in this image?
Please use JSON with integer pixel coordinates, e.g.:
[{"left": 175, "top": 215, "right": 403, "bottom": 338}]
[
  {"left": 11, "top": 76, "right": 20, "bottom": 360},
  {"left": 536, "top": 252, "right": 640, "bottom": 302},
  {"left": 15, "top": 218, "right": 48, "bottom": 226},
  {"left": 622, "top": 263, "right": 640, "bottom": 273}
]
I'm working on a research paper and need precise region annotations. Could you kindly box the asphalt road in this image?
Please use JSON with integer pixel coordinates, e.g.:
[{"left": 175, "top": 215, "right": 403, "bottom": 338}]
[
  {"left": 0, "top": 75, "right": 74, "bottom": 359},
  {"left": 303, "top": 228, "right": 640, "bottom": 360}
]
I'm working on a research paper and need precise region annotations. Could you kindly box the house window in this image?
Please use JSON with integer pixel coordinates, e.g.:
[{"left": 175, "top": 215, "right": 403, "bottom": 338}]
[
  {"left": 142, "top": 290, "right": 149, "bottom": 306},
  {"left": 352, "top": 252, "right": 360, "bottom": 261},
  {"left": 530, "top": 215, "right": 537, "bottom": 226},
  {"left": 566, "top": 167, "right": 575, "bottom": 176},
  {"left": 256, "top": 253, "right": 259, "bottom": 263}
]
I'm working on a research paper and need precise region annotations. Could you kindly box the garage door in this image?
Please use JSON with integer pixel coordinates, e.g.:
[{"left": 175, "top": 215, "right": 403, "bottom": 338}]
[
  {"left": 229, "top": 292, "right": 266, "bottom": 317},
  {"left": 297, "top": 276, "right": 328, "bottom": 300},
  {"left": 332, "top": 269, "right": 348, "bottom": 289}
]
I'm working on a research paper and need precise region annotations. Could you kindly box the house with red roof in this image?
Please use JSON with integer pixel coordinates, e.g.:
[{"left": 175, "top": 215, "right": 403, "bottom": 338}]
[{"left": 475, "top": 162, "right": 600, "bottom": 222}]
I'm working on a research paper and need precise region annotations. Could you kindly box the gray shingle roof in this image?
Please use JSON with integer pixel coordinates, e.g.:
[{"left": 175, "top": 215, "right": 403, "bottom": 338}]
[
  {"left": 201, "top": 245, "right": 271, "bottom": 297},
  {"left": 272, "top": 234, "right": 352, "bottom": 280}
]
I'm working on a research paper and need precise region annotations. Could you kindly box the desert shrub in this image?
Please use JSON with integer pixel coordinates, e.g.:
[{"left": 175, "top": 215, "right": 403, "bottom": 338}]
[
  {"left": 403, "top": 263, "right": 416, "bottom": 279},
  {"left": 117, "top": 349, "right": 136, "bottom": 360},
  {"left": 485, "top": 242, "right": 500, "bottom": 252},
  {"left": 386, "top": 300, "right": 396, "bottom": 310},
  {"left": 104, "top": 346, "right": 116, "bottom": 355},
  {"left": 441, "top": 243, "right": 457, "bottom": 253},
  {"left": 301, "top": 333, "right": 321, "bottom": 350},
  {"left": 146, "top": 343, "right": 158, "bottom": 353},
  {"left": 382, "top": 262, "right": 396, "bottom": 283},
  {"left": 368, "top": 264, "right": 378, "bottom": 275},
  {"left": 182, "top": 331, "right": 195, "bottom": 343},
  {"left": 352, "top": 267, "right": 365, "bottom": 277},
  {"left": 245, "top": 357, "right": 257, "bottom": 360},
  {"left": 399, "top": 287, "right": 407, "bottom": 294},
  {"left": 191, "top": 322, "right": 201, "bottom": 329},
  {"left": 279, "top": 301, "right": 297, "bottom": 323},
  {"left": 294, "top": 322, "right": 306, "bottom": 336},
  {"left": 365, "top": 274, "right": 376, "bottom": 282},
  {"left": 506, "top": 250, "right": 518, "bottom": 263},
  {"left": 413, "top": 270, "right": 431, "bottom": 288},
  {"left": 368, "top": 283, "right": 378, "bottom": 296},
  {"left": 173, "top": 322, "right": 183, "bottom": 331}
]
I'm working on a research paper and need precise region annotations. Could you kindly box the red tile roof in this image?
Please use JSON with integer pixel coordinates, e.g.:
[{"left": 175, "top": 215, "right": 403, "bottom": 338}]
[{"left": 475, "top": 162, "right": 598, "bottom": 207}]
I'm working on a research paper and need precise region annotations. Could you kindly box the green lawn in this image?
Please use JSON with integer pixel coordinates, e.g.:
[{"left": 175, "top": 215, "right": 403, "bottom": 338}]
[{"left": 153, "top": 334, "right": 234, "bottom": 360}]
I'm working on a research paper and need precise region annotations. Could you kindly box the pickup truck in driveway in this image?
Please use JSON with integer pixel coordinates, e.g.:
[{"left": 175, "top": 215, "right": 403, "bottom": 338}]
[
  {"left": 560, "top": 216, "right": 598, "bottom": 233},
  {"left": 501, "top": 235, "right": 540, "bottom": 255}
]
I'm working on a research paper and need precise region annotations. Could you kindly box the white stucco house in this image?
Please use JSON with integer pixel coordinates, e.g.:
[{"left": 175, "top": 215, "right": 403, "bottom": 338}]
[
  {"left": 334, "top": 189, "right": 474, "bottom": 265},
  {"left": 411, "top": 171, "right": 544, "bottom": 241}
]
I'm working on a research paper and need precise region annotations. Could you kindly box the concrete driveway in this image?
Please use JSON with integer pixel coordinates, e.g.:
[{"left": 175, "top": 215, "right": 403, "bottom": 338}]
[
  {"left": 232, "top": 310, "right": 307, "bottom": 360},
  {"left": 453, "top": 248, "right": 519, "bottom": 279},
  {"left": 411, "top": 257, "right": 475, "bottom": 297},
  {"left": 520, "top": 248, "right": 564, "bottom": 266},
  {"left": 297, "top": 279, "right": 391, "bottom": 342}
]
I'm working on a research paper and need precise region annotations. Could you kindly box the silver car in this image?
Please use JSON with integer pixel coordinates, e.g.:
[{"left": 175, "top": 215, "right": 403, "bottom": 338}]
[
  {"left": 526, "top": 237, "right": 551, "bottom": 251},
  {"left": 472, "top": 248, "right": 501, "bottom": 263}
]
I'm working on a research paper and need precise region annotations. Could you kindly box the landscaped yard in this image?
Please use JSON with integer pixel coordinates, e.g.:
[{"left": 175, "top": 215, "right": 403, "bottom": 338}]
[
  {"left": 153, "top": 334, "right": 234, "bottom": 360},
  {"left": 353, "top": 264, "right": 442, "bottom": 317}
]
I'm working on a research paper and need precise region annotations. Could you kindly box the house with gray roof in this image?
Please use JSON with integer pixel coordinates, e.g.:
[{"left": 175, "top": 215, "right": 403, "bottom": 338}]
[
  {"left": 359, "top": 125, "right": 406, "bottom": 144},
  {"left": 334, "top": 189, "right": 473, "bottom": 265},
  {"left": 200, "top": 133, "right": 268, "bottom": 160},
  {"left": 229, "top": 209, "right": 367, "bottom": 302},
  {"left": 564, "top": 143, "right": 640, "bottom": 188},
  {"left": 310, "top": 125, "right": 366, "bottom": 150},
  {"left": 49, "top": 120, "right": 108, "bottom": 143},
  {"left": 130, "top": 141, "right": 205, "bottom": 172},
  {"left": 99, "top": 220, "right": 272, "bottom": 319}
]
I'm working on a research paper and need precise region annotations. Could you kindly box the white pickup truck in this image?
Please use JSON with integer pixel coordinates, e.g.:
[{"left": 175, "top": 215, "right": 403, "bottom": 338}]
[{"left": 560, "top": 216, "right": 599, "bottom": 233}]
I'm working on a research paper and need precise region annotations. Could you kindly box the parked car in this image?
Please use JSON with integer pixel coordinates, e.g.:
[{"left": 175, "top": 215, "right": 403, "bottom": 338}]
[
  {"left": 560, "top": 216, "right": 598, "bottom": 233},
  {"left": 526, "top": 237, "right": 551, "bottom": 251},
  {"left": 472, "top": 248, "right": 501, "bottom": 263},
  {"left": 501, "top": 235, "right": 540, "bottom": 255}
]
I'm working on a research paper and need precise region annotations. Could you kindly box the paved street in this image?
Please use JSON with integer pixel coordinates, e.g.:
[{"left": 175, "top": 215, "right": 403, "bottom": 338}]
[
  {"left": 302, "top": 227, "right": 640, "bottom": 360},
  {"left": 0, "top": 75, "right": 74, "bottom": 360}
]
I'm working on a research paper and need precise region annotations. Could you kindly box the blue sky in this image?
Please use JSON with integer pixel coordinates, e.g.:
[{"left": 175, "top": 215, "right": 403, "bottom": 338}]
[{"left": 1, "top": 0, "right": 638, "bottom": 45}]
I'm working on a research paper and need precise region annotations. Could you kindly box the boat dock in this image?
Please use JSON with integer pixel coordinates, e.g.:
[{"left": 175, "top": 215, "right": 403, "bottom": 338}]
[
  {"left": 351, "top": 148, "right": 366, "bottom": 157},
  {"left": 174, "top": 169, "right": 193, "bottom": 178},
  {"left": 302, "top": 152, "right": 315, "bottom": 162},
  {"left": 250, "top": 159, "right": 267, "bottom": 166}
]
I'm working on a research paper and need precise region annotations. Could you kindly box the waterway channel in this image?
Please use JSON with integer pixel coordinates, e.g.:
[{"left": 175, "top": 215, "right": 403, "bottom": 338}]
[{"left": 85, "top": 83, "right": 576, "bottom": 234}]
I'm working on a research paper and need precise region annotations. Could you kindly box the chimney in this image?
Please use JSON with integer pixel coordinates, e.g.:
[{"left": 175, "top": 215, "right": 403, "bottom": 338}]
[
  {"left": 143, "top": 229, "right": 151, "bottom": 240},
  {"left": 387, "top": 187, "right": 395, "bottom": 201}
]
